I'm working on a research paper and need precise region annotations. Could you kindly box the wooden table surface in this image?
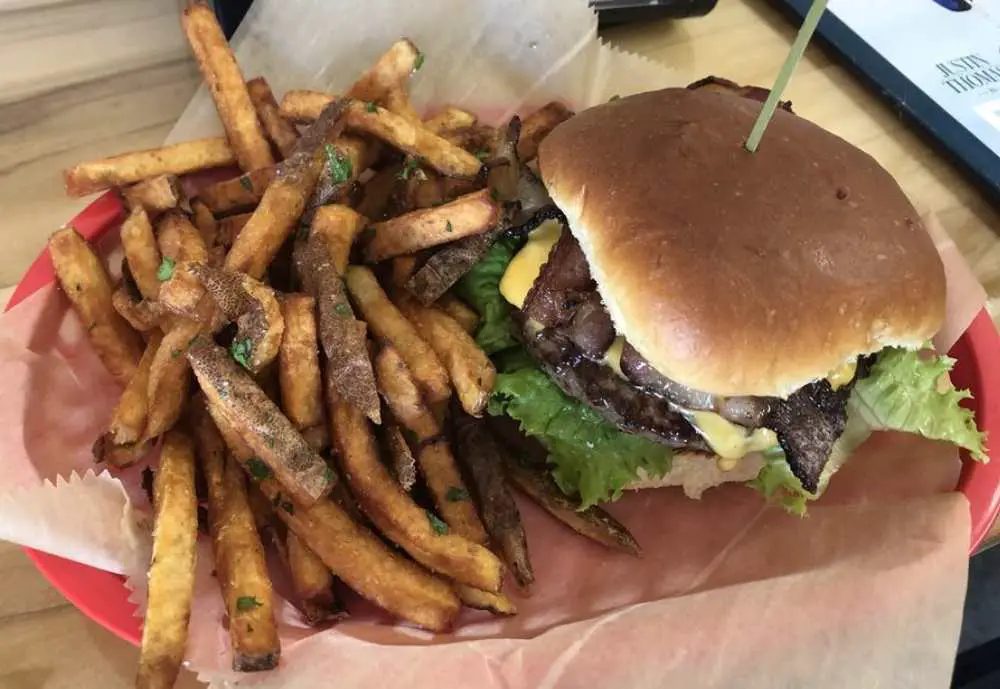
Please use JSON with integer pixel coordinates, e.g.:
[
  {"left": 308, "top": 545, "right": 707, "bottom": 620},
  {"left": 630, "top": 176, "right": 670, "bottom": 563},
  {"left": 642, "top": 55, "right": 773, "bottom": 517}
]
[{"left": 1, "top": 1, "right": 998, "bottom": 687}]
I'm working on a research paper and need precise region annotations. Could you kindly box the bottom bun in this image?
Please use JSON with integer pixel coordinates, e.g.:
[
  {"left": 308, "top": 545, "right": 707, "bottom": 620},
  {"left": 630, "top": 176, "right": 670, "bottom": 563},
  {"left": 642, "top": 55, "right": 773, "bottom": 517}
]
[{"left": 625, "top": 452, "right": 766, "bottom": 498}]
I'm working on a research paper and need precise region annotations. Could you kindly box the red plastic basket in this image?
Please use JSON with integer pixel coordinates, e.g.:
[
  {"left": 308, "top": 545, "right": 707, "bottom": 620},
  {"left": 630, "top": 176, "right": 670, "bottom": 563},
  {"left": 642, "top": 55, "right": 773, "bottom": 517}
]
[{"left": 9, "top": 192, "right": 1000, "bottom": 646}]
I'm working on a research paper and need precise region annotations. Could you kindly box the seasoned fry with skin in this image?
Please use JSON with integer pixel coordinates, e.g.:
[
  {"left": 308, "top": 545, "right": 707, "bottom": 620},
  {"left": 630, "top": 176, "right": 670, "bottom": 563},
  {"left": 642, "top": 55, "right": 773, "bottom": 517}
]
[
  {"left": 347, "top": 38, "right": 420, "bottom": 102},
  {"left": 63, "top": 138, "right": 235, "bottom": 197},
  {"left": 212, "top": 410, "right": 460, "bottom": 632},
  {"left": 294, "top": 236, "right": 380, "bottom": 424},
  {"left": 49, "top": 227, "right": 142, "bottom": 385},
  {"left": 424, "top": 107, "right": 478, "bottom": 135},
  {"left": 380, "top": 421, "right": 417, "bottom": 492},
  {"left": 307, "top": 136, "right": 377, "bottom": 214},
  {"left": 395, "top": 295, "right": 496, "bottom": 417},
  {"left": 247, "top": 76, "right": 299, "bottom": 159},
  {"left": 190, "top": 263, "right": 285, "bottom": 374},
  {"left": 193, "top": 405, "right": 280, "bottom": 672},
  {"left": 136, "top": 430, "right": 197, "bottom": 689},
  {"left": 309, "top": 205, "right": 365, "bottom": 274},
  {"left": 452, "top": 409, "right": 534, "bottom": 589},
  {"left": 121, "top": 175, "right": 181, "bottom": 215},
  {"left": 517, "top": 101, "right": 574, "bottom": 162},
  {"left": 345, "top": 266, "right": 449, "bottom": 404},
  {"left": 225, "top": 98, "right": 350, "bottom": 280},
  {"left": 198, "top": 166, "right": 276, "bottom": 217},
  {"left": 363, "top": 189, "right": 501, "bottom": 262},
  {"left": 121, "top": 206, "right": 162, "bottom": 301},
  {"left": 112, "top": 283, "right": 160, "bottom": 332},
  {"left": 188, "top": 336, "right": 334, "bottom": 507},
  {"left": 190, "top": 199, "right": 218, "bottom": 249},
  {"left": 181, "top": 3, "right": 274, "bottom": 172},
  {"left": 279, "top": 90, "right": 335, "bottom": 125},
  {"left": 278, "top": 294, "right": 326, "bottom": 448},
  {"left": 374, "top": 346, "right": 487, "bottom": 544},
  {"left": 504, "top": 458, "right": 641, "bottom": 556},
  {"left": 157, "top": 211, "right": 209, "bottom": 318},
  {"left": 144, "top": 320, "right": 196, "bottom": 440},
  {"left": 345, "top": 102, "right": 483, "bottom": 179},
  {"left": 330, "top": 392, "right": 503, "bottom": 592},
  {"left": 93, "top": 434, "right": 152, "bottom": 468},
  {"left": 437, "top": 294, "right": 479, "bottom": 334},
  {"left": 107, "top": 331, "right": 163, "bottom": 446}
]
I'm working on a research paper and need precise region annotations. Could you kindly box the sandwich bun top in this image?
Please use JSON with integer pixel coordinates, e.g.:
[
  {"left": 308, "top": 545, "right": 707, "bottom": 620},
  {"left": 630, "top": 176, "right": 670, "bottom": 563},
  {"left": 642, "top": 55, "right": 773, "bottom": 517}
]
[{"left": 537, "top": 87, "right": 946, "bottom": 398}]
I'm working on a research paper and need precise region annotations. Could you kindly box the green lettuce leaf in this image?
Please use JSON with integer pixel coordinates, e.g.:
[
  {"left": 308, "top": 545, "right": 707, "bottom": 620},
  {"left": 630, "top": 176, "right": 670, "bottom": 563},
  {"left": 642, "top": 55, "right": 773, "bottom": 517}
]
[
  {"left": 747, "top": 409, "right": 873, "bottom": 515},
  {"left": 454, "top": 237, "right": 521, "bottom": 355},
  {"left": 488, "top": 361, "right": 672, "bottom": 508},
  {"left": 747, "top": 447, "right": 810, "bottom": 515},
  {"left": 850, "top": 348, "right": 986, "bottom": 461}
]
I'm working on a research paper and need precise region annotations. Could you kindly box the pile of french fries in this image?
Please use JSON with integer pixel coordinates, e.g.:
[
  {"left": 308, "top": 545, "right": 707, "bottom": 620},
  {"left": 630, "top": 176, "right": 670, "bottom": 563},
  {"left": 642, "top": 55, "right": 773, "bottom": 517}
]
[{"left": 50, "top": 4, "right": 633, "bottom": 687}]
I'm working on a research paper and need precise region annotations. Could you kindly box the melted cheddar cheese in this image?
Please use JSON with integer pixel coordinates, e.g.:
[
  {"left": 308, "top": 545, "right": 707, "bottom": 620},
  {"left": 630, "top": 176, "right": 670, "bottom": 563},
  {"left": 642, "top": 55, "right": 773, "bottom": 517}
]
[{"left": 499, "top": 220, "right": 562, "bottom": 308}]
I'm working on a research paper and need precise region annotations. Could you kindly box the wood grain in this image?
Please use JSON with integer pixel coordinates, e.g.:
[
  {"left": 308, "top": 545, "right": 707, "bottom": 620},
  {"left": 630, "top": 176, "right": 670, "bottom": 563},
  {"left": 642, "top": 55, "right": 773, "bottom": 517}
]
[{"left": 1, "top": 0, "right": 999, "bottom": 687}]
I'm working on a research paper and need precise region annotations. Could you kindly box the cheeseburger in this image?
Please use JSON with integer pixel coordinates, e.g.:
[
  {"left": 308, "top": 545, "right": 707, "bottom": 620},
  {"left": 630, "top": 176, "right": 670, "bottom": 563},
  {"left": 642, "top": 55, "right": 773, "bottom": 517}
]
[{"left": 460, "top": 81, "right": 986, "bottom": 511}]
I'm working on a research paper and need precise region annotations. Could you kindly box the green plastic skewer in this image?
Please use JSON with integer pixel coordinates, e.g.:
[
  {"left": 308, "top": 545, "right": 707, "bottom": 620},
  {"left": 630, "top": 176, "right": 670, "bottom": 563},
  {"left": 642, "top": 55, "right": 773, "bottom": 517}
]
[{"left": 745, "top": 0, "right": 829, "bottom": 153}]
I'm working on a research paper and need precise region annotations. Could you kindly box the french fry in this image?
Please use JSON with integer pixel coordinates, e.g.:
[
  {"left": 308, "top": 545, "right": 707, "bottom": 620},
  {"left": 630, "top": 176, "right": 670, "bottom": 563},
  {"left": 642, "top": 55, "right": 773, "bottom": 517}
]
[
  {"left": 294, "top": 235, "right": 380, "bottom": 422},
  {"left": 277, "top": 294, "right": 327, "bottom": 449},
  {"left": 212, "top": 409, "right": 461, "bottom": 632},
  {"left": 216, "top": 212, "right": 253, "bottom": 248},
  {"left": 395, "top": 295, "right": 496, "bottom": 417},
  {"left": 379, "top": 421, "right": 417, "bottom": 492},
  {"left": 107, "top": 332, "right": 163, "bottom": 447},
  {"left": 112, "top": 283, "right": 160, "bottom": 332},
  {"left": 225, "top": 98, "right": 350, "bottom": 280},
  {"left": 345, "top": 102, "right": 483, "bottom": 179},
  {"left": 504, "top": 458, "right": 641, "bottom": 556},
  {"left": 517, "top": 101, "right": 574, "bottom": 162},
  {"left": 345, "top": 266, "right": 450, "bottom": 404},
  {"left": 390, "top": 255, "right": 419, "bottom": 291},
  {"left": 354, "top": 163, "right": 402, "bottom": 221},
  {"left": 198, "top": 166, "right": 276, "bottom": 216},
  {"left": 437, "top": 294, "right": 479, "bottom": 334},
  {"left": 157, "top": 211, "right": 209, "bottom": 318},
  {"left": 424, "top": 107, "right": 478, "bottom": 135},
  {"left": 193, "top": 404, "right": 280, "bottom": 671},
  {"left": 190, "top": 199, "right": 218, "bottom": 249},
  {"left": 374, "top": 345, "right": 487, "bottom": 544},
  {"left": 306, "top": 135, "right": 376, "bottom": 214},
  {"left": 63, "top": 138, "right": 235, "bottom": 197},
  {"left": 136, "top": 430, "right": 197, "bottom": 689},
  {"left": 247, "top": 76, "right": 300, "bottom": 159},
  {"left": 190, "top": 263, "right": 285, "bottom": 374},
  {"left": 279, "top": 90, "right": 335, "bottom": 125},
  {"left": 452, "top": 409, "right": 534, "bottom": 589},
  {"left": 121, "top": 175, "right": 181, "bottom": 215},
  {"left": 286, "top": 530, "right": 344, "bottom": 624},
  {"left": 187, "top": 336, "right": 334, "bottom": 507},
  {"left": 144, "top": 320, "right": 197, "bottom": 440},
  {"left": 383, "top": 86, "right": 422, "bottom": 124},
  {"left": 454, "top": 586, "right": 517, "bottom": 615},
  {"left": 49, "top": 227, "right": 142, "bottom": 385},
  {"left": 347, "top": 38, "right": 421, "bottom": 102},
  {"left": 93, "top": 434, "right": 153, "bottom": 468},
  {"left": 309, "top": 205, "right": 365, "bottom": 274},
  {"left": 329, "top": 392, "right": 503, "bottom": 591},
  {"left": 181, "top": 3, "right": 274, "bottom": 172},
  {"left": 363, "top": 189, "right": 501, "bottom": 262},
  {"left": 121, "top": 206, "right": 163, "bottom": 301},
  {"left": 404, "top": 227, "right": 503, "bottom": 305}
]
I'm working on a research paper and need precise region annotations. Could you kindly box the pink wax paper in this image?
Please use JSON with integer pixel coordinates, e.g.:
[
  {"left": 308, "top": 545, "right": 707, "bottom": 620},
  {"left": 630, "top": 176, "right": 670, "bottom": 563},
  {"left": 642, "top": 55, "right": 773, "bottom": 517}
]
[{"left": 0, "top": 0, "right": 991, "bottom": 687}]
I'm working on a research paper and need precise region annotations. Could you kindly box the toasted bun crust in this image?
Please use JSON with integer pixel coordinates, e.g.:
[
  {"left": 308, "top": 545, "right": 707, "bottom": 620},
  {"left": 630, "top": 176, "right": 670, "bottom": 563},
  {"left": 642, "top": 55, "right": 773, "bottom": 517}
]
[{"left": 538, "top": 88, "right": 946, "bottom": 397}]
